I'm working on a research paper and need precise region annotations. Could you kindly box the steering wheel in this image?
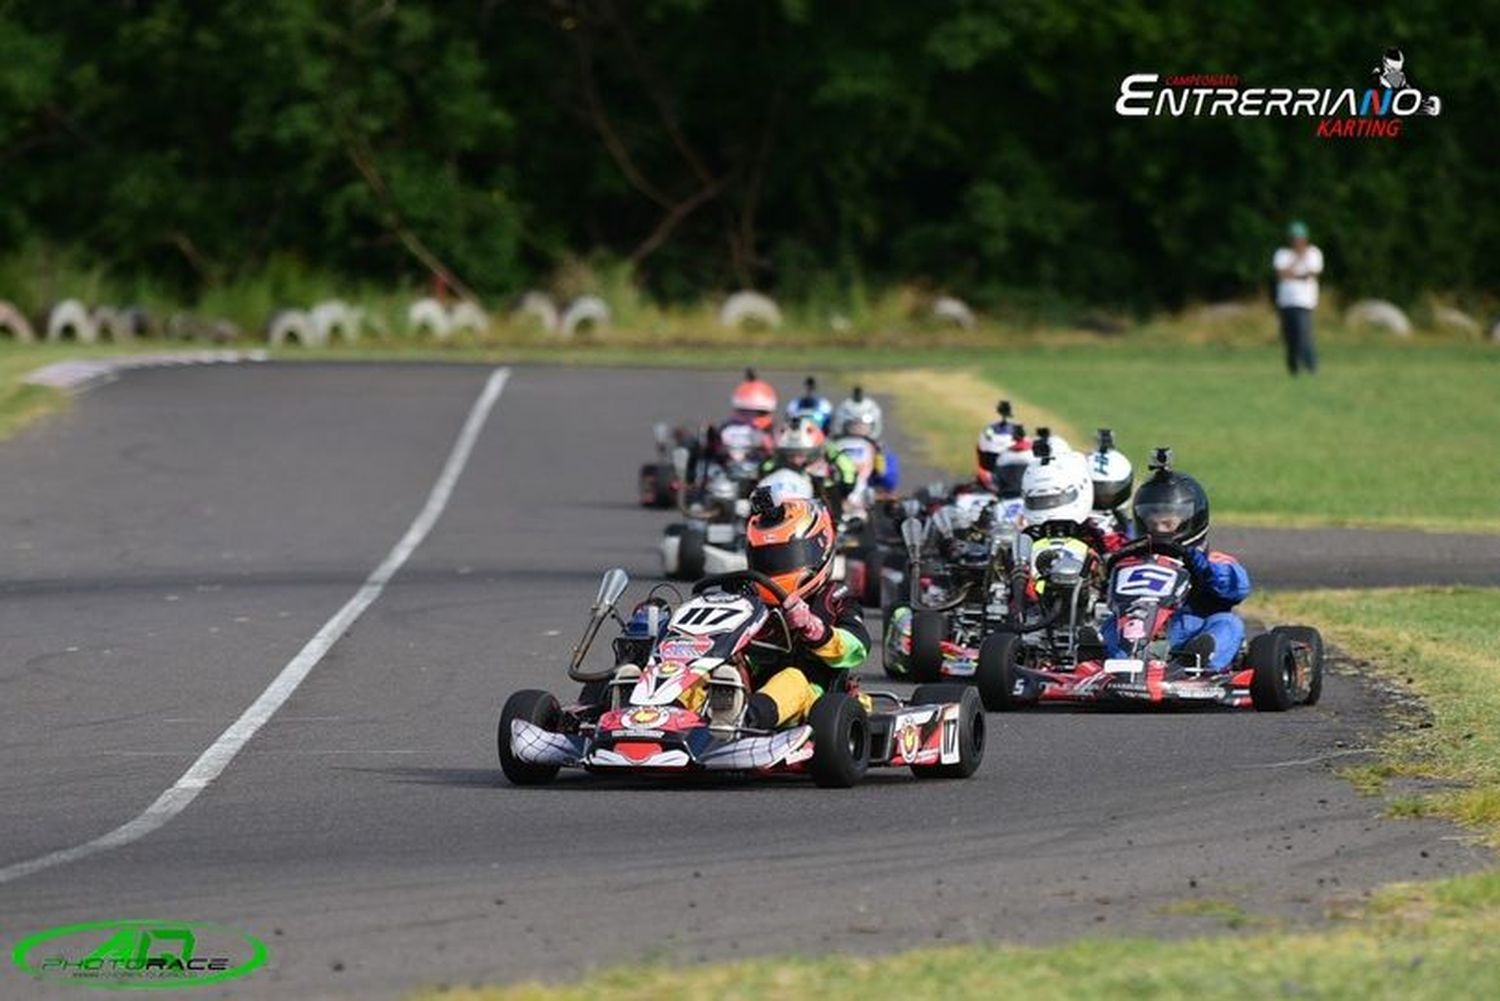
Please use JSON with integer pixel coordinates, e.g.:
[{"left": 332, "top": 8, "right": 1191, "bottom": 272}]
[
  {"left": 1104, "top": 536, "right": 1190, "bottom": 572},
  {"left": 692, "top": 569, "right": 790, "bottom": 604}
]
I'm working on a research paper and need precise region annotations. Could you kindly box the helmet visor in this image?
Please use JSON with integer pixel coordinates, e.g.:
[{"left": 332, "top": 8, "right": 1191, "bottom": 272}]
[
  {"left": 1027, "top": 486, "right": 1079, "bottom": 511},
  {"left": 748, "top": 536, "right": 828, "bottom": 577},
  {"left": 1135, "top": 498, "right": 1195, "bottom": 536}
]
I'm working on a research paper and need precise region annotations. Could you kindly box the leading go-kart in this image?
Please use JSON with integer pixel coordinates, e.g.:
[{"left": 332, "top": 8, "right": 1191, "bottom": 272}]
[
  {"left": 976, "top": 538, "right": 1324, "bottom": 711},
  {"left": 498, "top": 568, "right": 986, "bottom": 787}
]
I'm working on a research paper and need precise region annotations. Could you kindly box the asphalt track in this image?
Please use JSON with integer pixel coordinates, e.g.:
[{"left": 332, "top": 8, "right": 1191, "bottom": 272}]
[{"left": 0, "top": 362, "right": 1494, "bottom": 999}]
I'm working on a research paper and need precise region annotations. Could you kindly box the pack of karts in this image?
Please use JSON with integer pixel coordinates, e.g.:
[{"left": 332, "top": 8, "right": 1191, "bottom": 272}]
[
  {"left": 498, "top": 568, "right": 985, "bottom": 787},
  {"left": 500, "top": 377, "right": 1330, "bottom": 788}
]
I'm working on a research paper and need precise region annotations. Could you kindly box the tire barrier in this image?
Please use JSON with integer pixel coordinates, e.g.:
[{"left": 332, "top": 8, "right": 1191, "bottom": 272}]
[
  {"left": 1345, "top": 299, "right": 1412, "bottom": 337},
  {"left": 1432, "top": 305, "right": 1478, "bottom": 336},
  {"left": 560, "top": 295, "right": 610, "bottom": 337},
  {"left": 46, "top": 299, "right": 99, "bottom": 344},
  {"left": 310, "top": 300, "right": 361, "bottom": 342},
  {"left": 266, "top": 308, "right": 323, "bottom": 347},
  {"left": 513, "top": 291, "right": 559, "bottom": 332},
  {"left": 92, "top": 306, "right": 134, "bottom": 341},
  {"left": 449, "top": 300, "right": 491, "bottom": 336},
  {"left": 406, "top": 297, "right": 452, "bottom": 339},
  {"left": 0, "top": 300, "right": 37, "bottom": 342},
  {"left": 931, "top": 296, "right": 976, "bottom": 330},
  {"left": 718, "top": 290, "right": 782, "bottom": 329}
]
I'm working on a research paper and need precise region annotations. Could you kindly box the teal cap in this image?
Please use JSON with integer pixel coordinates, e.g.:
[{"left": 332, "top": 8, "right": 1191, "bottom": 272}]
[{"left": 1287, "top": 220, "right": 1309, "bottom": 239}]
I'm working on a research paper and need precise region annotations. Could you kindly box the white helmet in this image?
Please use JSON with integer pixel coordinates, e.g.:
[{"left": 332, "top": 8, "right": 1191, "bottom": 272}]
[
  {"left": 775, "top": 418, "right": 824, "bottom": 468},
  {"left": 1022, "top": 441, "right": 1094, "bottom": 526},
  {"left": 833, "top": 386, "right": 883, "bottom": 440},
  {"left": 758, "top": 467, "right": 815, "bottom": 502},
  {"left": 1086, "top": 429, "right": 1134, "bottom": 510}
]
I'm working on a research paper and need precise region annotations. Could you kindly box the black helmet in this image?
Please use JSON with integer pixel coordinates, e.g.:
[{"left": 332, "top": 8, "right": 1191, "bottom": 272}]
[{"left": 1131, "top": 448, "right": 1209, "bottom": 547}]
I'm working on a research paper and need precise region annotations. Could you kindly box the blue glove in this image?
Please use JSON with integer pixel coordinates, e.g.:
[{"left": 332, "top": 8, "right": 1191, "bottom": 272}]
[{"left": 1184, "top": 546, "right": 1212, "bottom": 580}]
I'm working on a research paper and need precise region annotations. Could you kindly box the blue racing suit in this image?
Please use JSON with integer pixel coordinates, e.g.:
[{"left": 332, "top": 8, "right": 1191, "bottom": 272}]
[
  {"left": 1104, "top": 547, "right": 1251, "bottom": 671},
  {"left": 870, "top": 447, "right": 901, "bottom": 492}
]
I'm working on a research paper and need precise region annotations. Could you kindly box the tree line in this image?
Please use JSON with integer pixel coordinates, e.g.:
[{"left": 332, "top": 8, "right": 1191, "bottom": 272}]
[{"left": 2, "top": 0, "right": 1495, "bottom": 313}]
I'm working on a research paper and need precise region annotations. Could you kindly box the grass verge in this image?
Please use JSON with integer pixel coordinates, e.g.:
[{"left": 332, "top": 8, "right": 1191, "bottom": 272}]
[
  {"left": 861, "top": 342, "right": 1500, "bottom": 533},
  {"left": 418, "top": 587, "right": 1500, "bottom": 1000},
  {"left": 1249, "top": 587, "right": 1500, "bottom": 844}
]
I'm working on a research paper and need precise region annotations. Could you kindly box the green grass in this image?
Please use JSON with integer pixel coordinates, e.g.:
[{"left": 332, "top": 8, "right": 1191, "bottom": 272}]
[
  {"left": 863, "top": 340, "right": 1500, "bottom": 532},
  {"left": 421, "top": 886, "right": 1500, "bottom": 1001},
  {"left": 1250, "top": 587, "right": 1500, "bottom": 843}
]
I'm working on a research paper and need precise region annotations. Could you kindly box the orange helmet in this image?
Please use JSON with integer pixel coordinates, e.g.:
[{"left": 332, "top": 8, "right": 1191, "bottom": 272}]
[
  {"left": 745, "top": 493, "right": 836, "bottom": 602},
  {"left": 731, "top": 368, "right": 778, "bottom": 430}
]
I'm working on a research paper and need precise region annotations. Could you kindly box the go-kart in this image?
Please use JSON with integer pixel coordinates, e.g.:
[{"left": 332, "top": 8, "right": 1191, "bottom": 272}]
[
  {"left": 498, "top": 568, "right": 986, "bottom": 787},
  {"left": 976, "top": 538, "right": 1324, "bottom": 711},
  {"left": 638, "top": 422, "right": 691, "bottom": 508},
  {"left": 659, "top": 428, "right": 769, "bottom": 580},
  {"left": 883, "top": 490, "right": 1024, "bottom": 683}
]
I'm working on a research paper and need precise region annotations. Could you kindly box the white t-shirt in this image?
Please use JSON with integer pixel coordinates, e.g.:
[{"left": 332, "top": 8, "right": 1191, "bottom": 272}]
[{"left": 1272, "top": 245, "right": 1323, "bottom": 309}]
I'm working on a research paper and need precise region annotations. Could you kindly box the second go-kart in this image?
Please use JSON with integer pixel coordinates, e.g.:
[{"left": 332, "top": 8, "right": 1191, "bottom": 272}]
[
  {"left": 976, "top": 538, "right": 1323, "bottom": 711},
  {"left": 497, "top": 568, "right": 986, "bottom": 787}
]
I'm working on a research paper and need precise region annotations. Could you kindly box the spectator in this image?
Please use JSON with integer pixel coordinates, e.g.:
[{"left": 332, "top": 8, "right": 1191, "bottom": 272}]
[{"left": 1272, "top": 221, "right": 1323, "bottom": 375}]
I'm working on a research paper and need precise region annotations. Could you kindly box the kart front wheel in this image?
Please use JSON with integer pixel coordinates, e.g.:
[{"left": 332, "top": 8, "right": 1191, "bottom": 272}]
[
  {"left": 498, "top": 689, "right": 563, "bottom": 786},
  {"left": 808, "top": 693, "right": 870, "bottom": 788},
  {"left": 909, "top": 685, "right": 985, "bottom": 779},
  {"left": 1248, "top": 631, "right": 1296, "bottom": 711},
  {"left": 676, "top": 526, "right": 707, "bottom": 581},
  {"left": 1275, "top": 625, "right": 1325, "bottom": 706},
  {"left": 976, "top": 632, "right": 1028, "bottom": 711},
  {"left": 908, "top": 610, "right": 946, "bottom": 683}
]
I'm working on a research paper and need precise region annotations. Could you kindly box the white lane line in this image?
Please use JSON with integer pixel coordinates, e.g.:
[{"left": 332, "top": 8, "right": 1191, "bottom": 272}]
[{"left": 0, "top": 367, "right": 510, "bottom": 886}]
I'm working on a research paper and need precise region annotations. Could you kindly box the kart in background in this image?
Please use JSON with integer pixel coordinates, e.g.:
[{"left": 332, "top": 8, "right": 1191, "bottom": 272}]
[
  {"left": 638, "top": 422, "right": 692, "bottom": 508},
  {"left": 498, "top": 569, "right": 986, "bottom": 787},
  {"left": 659, "top": 427, "right": 769, "bottom": 580},
  {"left": 882, "top": 492, "right": 1024, "bottom": 684},
  {"left": 978, "top": 538, "right": 1324, "bottom": 712}
]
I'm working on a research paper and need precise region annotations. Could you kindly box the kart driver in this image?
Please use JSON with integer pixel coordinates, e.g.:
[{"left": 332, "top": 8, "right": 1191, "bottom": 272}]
[
  {"left": 703, "top": 369, "right": 778, "bottom": 473},
  {"left": 785, "top": 376, "right": 833, "bottom": 433},
  {"left": 759, "top": 418, "right": 860, "bottom": 517},
  {"left": 740, "top": 491, "right": 871, "bottom": 729},
  {"left": 1102, "top": 450, "right": 1251, "bottom": 672},
  {"left": 831, "top": 386, "right": 900, "bottom": 494}
]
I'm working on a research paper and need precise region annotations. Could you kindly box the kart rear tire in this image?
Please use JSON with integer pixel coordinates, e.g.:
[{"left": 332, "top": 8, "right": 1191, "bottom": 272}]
[
  {"left": 909, "top": 686, "right": 985, "bottom": 779},
  {"left": 808, "top": 693, "right": 870, "bottom": 788},
  {"left": 1248, "top": 631, "right": 1296, "bottom": 712},
  {"left": 909, "top": 610, "right": 946, "bottom": 683},
  {"left": 1275, "top": 625, "right": 1325, "bottom": 706},
  {"left": 498, "top": 689, "right": 563, "bottom": 786},
  {"left": 976, "top": 631, "right": 1028, "bottom": 712},
  {"left": 638, "top": 462, "right": 672, "bottom": 508},
  {"left": 676, "top": 526, "right": 707, "bottom": 581}
]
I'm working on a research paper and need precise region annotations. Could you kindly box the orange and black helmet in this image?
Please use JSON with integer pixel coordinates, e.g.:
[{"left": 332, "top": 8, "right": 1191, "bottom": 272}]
[{"left": 745, "top": 491, "right": 836, "bottom": 602}]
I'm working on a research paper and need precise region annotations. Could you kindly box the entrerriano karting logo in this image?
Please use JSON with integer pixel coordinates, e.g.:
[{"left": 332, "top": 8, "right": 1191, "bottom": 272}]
[
  {"left": 12, "top": 920, "right": 267, "bottom": 989},
  {"left": 1115, "top": 47, "right": 1442, "bottom": 139}
]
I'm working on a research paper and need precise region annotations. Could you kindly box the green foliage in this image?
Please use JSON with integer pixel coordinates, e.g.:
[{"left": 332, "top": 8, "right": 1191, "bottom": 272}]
[{"left": 0, "top": 1, "right": 1495, "bottom": 309}]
